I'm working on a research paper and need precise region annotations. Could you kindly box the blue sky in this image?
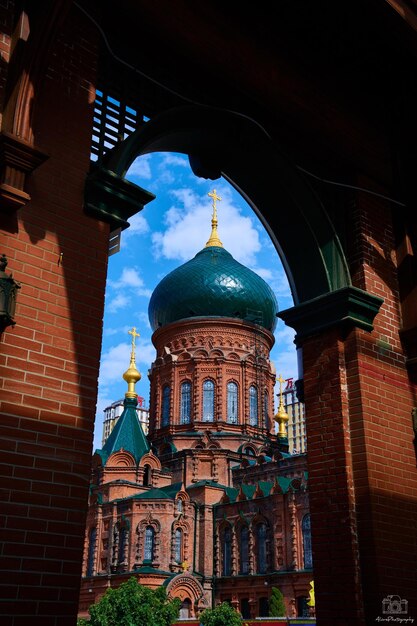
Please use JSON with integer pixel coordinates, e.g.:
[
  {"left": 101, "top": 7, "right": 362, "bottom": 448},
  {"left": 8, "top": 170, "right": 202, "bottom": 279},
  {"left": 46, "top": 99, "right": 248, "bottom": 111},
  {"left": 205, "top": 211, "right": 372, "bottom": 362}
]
[{"left": 93, "top": 152, "right": 298, "bottom": 450}]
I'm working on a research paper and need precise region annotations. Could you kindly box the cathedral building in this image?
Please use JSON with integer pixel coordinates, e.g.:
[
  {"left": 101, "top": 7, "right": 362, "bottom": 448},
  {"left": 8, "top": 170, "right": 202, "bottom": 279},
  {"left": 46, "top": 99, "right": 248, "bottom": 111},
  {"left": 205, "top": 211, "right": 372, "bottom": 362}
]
[{"left": 78, "top": 194, "right": 312, "bottom": 620}]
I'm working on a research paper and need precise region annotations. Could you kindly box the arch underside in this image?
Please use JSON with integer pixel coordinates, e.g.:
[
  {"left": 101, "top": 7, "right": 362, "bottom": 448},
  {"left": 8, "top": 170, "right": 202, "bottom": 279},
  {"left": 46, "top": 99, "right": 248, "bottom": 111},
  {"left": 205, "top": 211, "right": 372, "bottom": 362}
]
[{"left": 102, "top": 105, "right": 351, "bottom": 306}]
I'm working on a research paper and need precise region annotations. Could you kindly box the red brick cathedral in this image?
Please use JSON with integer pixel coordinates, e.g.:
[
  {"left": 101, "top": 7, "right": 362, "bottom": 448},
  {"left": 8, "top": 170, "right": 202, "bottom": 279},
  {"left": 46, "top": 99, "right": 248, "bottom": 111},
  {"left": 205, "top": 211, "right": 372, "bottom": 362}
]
[
  {"left": 78, "top": 197, "right": 312, "bottom": 620},
  {"left": 2, "top": 4, "right": 417, "bottom": 625}
]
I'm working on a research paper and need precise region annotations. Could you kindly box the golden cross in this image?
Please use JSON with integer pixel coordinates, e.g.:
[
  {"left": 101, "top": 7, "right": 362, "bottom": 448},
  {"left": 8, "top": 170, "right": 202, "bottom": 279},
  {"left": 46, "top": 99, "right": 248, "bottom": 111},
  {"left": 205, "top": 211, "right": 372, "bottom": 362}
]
[
  {"left": 128, "top": 327, "right": 140, "bottom": 355},
  {"left": 208, "top": 189, "right": 222, "bottom": 219},
  {"left": 277, "top": 374, "right": 285, "bottom": 401}
]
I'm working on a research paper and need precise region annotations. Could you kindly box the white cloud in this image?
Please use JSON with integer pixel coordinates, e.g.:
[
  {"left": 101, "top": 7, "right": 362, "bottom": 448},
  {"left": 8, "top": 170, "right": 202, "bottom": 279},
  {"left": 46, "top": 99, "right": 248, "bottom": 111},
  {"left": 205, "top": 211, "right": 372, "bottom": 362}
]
[
  {"left": 160, "top": 154, "right": 189, "bottom": 168},
  {"left": 99, "top": 342, "right": 131, "bottom": 387},
  {"left": 108, "top": 267, "right": 152, "bottom": 298},
  {"left": 124, "top": 212, "right": 149, "bottom": 239},
  {"left": 119, "top": 267, "right": 145, "bottom": 288},
  {"left": 152, "top": 187, "right": 261, "bottom": 265},
  {"left": 136, "top": 339, "right": 156, "bottom": 366},
  {"left": 98, "top": 339, "right": 156, "bottom": 390},
  {"left": 103, "top": 326, "right": 124, "bottom": 337},
  {"left": 107, "top": 293, "right": 131, "bottom": 313},
  {"left": 134, "top": 311, "right": 152, "bottom": 330},
  {"left": 251, "top": 266, "right": 273, "bottom": 281},
  {"left": 127, "top": 155, "right": 152, "bottom": 179}
]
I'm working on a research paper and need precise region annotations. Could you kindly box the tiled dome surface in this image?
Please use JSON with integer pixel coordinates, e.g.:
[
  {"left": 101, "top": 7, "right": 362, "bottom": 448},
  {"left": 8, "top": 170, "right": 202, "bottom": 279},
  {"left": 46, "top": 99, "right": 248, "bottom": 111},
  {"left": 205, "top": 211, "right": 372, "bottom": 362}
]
[{"left": 148, "top": 246, "right": 278, "bottom": 332}]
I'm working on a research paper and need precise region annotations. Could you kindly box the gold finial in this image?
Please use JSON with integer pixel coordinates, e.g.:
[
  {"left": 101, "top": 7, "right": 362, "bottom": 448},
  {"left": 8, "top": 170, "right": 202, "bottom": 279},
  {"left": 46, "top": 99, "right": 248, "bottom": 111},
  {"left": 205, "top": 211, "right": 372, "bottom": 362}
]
[
  {"left": 123, "top": 327, "right": 141, "bottom": 398},
  {"left": 274, "top": 373, "right": 289, "bottom": 439},
  {"left": 205, "top": 189, "right": 223, "bottom": 248}
]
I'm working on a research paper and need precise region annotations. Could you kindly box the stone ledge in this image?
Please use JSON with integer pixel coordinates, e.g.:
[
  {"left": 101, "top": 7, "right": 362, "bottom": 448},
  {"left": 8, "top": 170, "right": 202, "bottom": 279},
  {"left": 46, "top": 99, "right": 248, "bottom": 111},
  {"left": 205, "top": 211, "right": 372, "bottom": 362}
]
[
  {"left": 84, "top": 166, "right": 155, "bottom": 231},
  {"left": 278, "top": 286, "right": 383, "bottom": 344}
]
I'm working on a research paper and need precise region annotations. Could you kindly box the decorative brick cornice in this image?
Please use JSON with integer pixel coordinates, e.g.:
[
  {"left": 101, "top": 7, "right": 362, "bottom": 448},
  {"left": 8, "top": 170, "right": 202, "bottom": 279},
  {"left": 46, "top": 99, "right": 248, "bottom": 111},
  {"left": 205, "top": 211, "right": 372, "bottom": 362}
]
[
  {"left": 278, "top": 286, "right": 383, "bottom": 344},
  {"left": 0, "top": 132, "right": 49, "bottom": 212}
]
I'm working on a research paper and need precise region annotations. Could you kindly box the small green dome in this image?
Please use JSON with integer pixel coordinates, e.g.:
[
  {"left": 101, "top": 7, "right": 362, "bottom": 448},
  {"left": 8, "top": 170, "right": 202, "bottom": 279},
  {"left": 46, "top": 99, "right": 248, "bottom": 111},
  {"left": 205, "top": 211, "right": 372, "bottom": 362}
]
[{"left": 148, "top": 245, "right": 278, "bottom": 332}]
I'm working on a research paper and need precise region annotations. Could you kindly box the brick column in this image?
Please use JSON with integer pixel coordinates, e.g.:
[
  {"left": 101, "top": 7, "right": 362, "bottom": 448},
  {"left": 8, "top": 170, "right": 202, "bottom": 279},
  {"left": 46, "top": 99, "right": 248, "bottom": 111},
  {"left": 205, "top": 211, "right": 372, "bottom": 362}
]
[
  {"left": 279, "top": 286, "right": 383, "bottom": 626},
  {"left": 302, "top": 327, "right": 365, "bottom": 624}
]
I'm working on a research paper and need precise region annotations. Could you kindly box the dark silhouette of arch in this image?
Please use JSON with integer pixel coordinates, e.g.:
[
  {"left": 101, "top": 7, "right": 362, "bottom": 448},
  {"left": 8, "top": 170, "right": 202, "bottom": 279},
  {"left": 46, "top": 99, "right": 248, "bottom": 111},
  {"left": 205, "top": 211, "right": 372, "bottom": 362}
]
[{"left": 99, "top": 105, "right": 351, "bottom": 306}]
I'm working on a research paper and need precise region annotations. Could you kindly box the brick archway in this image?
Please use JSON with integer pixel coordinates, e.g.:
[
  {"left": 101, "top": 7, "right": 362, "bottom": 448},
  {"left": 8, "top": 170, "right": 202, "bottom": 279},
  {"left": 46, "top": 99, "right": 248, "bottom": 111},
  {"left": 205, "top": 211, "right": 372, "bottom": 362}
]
[{"left": 165, "top": 572, "right": 208, "bottom": 617}]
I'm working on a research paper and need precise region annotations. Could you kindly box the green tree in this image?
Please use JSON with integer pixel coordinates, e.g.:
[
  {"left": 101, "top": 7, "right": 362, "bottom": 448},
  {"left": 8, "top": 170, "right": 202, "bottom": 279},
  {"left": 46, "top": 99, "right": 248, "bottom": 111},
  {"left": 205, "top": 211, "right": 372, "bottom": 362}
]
[
  {"left": 83, "top": 576, "right": 180, "bottom": 626},
  {"left": 269, "top": 586, "right": 286, "bottom": 617},
  {"left": 199, "top": 602, "right": 242, "bottom": 626}
]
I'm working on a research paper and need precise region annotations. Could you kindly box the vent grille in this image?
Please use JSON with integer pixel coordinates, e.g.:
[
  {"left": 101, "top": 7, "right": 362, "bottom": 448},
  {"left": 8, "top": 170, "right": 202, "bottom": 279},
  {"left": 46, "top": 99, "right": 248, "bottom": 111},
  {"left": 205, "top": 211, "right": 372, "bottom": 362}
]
[{"left": 91, "top": 89, "right": 148, "bottom": 163}]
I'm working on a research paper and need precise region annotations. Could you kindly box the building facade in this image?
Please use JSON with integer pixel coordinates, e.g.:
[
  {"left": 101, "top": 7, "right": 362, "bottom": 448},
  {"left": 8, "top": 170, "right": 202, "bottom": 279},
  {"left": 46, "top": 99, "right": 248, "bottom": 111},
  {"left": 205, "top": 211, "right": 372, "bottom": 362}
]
[
  {"left": 283, "top": 379, "right": 306, "bottom": 455},
  {"left": 79, "top": 204, "right": 312, "bottom": 620}
]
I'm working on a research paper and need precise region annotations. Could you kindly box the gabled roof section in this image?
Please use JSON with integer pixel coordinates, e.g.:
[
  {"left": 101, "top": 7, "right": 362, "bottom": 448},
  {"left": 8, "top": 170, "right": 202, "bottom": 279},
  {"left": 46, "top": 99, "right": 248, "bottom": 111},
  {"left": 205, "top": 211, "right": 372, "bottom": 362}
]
[{"left": 95, "top": 397, "right": 150, "bottom": 464}]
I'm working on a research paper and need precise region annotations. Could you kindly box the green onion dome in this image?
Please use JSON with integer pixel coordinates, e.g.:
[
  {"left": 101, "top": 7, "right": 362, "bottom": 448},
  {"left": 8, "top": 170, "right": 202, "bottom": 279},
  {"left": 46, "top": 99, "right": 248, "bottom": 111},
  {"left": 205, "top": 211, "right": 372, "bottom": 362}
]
[{"left": 148, "top": 244, "right": 278, "bottom": 333}]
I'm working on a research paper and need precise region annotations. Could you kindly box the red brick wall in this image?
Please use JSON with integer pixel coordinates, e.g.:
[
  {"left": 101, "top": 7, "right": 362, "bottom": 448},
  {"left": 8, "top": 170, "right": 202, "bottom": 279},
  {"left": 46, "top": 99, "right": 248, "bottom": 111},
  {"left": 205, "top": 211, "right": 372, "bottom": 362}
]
[
  {"left": 302, "top": 184, "right": 417, "bottom": 625},
  {"left": 347, "top": 187, "right": 417, "bottom": 620},
  {"left": 0, "top": 7, "right": 107, "bottom": 625}
]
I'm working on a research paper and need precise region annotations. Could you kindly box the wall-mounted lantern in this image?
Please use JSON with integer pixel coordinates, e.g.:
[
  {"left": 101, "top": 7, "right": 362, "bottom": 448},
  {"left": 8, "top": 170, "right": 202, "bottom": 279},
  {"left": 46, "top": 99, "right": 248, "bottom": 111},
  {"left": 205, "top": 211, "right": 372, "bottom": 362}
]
[{"left": 0, "top": 254, "right": 21, "bottom": 332}]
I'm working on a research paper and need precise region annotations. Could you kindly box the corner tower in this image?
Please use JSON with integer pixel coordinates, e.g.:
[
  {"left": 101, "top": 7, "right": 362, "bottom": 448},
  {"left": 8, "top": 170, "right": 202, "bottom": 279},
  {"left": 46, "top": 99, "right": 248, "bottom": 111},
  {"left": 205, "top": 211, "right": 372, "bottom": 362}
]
[{"left": 148, "top": 191, "right": 283, "bottom": 486}]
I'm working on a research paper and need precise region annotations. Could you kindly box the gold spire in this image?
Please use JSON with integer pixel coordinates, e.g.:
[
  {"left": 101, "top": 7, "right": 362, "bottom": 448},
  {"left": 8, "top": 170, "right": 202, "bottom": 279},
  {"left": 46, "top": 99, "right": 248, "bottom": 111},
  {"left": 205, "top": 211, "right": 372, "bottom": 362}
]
[
  {"left": 123, "top": 327, "right": 141, "bottom": 398},
  {"left": 274, "top": 373, "right": 289, "bottom": 439},
  {"left": 205, "top": 189, "right": 223, "bottom": 248}
]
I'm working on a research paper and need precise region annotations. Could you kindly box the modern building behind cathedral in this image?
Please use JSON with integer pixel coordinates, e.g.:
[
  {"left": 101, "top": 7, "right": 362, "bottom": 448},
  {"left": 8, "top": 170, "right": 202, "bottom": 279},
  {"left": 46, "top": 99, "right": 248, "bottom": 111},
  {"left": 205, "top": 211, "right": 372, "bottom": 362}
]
[{"left": 78, "top": 192, "right": 312, "bottom": 620}]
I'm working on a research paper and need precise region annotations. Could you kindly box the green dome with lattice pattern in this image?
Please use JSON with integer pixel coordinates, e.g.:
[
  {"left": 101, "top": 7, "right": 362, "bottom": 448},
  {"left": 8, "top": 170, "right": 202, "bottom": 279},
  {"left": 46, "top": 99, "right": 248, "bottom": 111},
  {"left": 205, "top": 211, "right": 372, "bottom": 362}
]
[{"left": 148, "top": 245, "right": 278, "bottom": 332}]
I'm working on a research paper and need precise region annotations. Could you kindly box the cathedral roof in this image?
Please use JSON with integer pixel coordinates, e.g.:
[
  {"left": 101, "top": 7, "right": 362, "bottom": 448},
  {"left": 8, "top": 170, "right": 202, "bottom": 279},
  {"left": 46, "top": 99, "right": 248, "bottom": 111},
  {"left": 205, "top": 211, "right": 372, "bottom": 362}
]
[
  {"left": 96, "top": 397, "right": 150, "bottom": 464},
  {"left": 111, "top": 482, "right": 184, "bottom": 504},
  {"left": 148, "top": 245, "right": 278, "bottom": 332}
]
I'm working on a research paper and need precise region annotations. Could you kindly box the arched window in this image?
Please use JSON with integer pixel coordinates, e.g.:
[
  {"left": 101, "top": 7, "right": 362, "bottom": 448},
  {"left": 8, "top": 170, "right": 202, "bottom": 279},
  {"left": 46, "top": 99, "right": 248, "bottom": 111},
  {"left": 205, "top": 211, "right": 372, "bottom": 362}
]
[
  {"left": 302, "top": 514, "right": 313, "bottom": 568},
  {"left": 227, "top": 382, "right": 238, "bottom": 424},
  {"left": 257, "top": 523, "right": 267, "bottom": 573},
  {"left": 174, "top": 528, "right": 183, "bottom": 563},
  {"left": 143, "top": 464, "right": 151, "bottom": 487},
  {"left": 86, "top": 527, "right": 96, "bottom": 577},
  {"left": 118, "top": 526, "right": 127, "bottom": 565},
  {"left": 264, "top": 390, "right": 269, "bottom": 430},
  {"left": 144, "top": 526, "right": 155, "bottom": 562},
  {"left": 176, "top": 498, "right": 183, "bottom": 513},
  {"left": 180, "top": 381, "right": 191, "bottom": 424},
  {"left": 240, "top": 526, "right": 249, "bottom": 574},
  {"left": 161, "top": 385, "right": 171, "bottom": 426},
  {"left": 249, "top": 385, "right": 258, "bottom": 426},
  {"left": 223, "top": 527, "right": 232, "bottom": 576},
  {"left": 244, "top": 447, "right": 255, "bottom": 456},
  {"left": 202, "top": 380, "right": 214, "bottom": 422}
]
